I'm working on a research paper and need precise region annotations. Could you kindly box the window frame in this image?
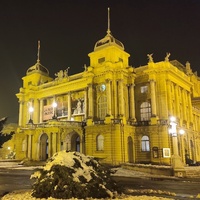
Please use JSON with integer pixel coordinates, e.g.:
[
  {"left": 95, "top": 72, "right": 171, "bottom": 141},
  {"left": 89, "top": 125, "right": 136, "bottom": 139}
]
[{"left": 141, "top": 135, "right": 150, "bottom": 152}]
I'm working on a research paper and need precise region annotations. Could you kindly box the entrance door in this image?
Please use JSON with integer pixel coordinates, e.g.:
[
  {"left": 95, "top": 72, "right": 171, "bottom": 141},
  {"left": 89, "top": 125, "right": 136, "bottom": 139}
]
[
  {"left": 71, "top": 133, "right": 80, "bottom": 152},
  {"left": 40, "top": 133, "right": 48, "bottom": 160},
  {"left": 128, "top": 136, "right": 134, "bottom": 163}
]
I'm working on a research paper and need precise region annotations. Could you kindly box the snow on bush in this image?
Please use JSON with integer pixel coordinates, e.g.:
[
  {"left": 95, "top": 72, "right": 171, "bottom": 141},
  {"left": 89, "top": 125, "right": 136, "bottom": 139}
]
[{"left": 31, "top": 151, "right": 121, "bottom": 199}]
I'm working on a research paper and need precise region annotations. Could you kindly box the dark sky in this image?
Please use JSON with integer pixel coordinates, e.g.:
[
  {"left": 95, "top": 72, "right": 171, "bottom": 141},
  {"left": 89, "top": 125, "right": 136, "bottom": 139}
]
[{"left": 0, "top": 0, "right": 200, "bottom": 123}]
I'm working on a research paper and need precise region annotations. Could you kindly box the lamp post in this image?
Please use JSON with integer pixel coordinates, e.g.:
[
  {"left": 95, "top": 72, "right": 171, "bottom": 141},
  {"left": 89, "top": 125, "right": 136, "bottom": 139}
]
[
  {"left": 52, "top": 102, "right": 57, "bottom": 119},
  {"left": 169, "top": 116, "right": 185, "bottom": 176},
  {"left": 28, "top": 106, "right": 34, "bottom": 124}
]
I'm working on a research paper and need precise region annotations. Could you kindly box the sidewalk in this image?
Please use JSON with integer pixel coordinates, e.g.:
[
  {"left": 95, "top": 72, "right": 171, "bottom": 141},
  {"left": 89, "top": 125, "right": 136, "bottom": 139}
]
[{"left": 1, "top": 159, "right": 200, "bottom": 182}]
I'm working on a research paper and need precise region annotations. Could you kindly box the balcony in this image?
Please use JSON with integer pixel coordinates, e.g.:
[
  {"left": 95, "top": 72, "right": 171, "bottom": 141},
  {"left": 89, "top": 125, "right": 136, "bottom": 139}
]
[{"left": 23, "top": 120, "right": 83, "bottom": 129}]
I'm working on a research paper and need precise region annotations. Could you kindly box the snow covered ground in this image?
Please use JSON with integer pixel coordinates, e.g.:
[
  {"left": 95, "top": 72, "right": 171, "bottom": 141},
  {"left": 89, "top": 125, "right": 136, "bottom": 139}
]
[
  {"left": 2, "top": 189, "right": 176, "bottom": 200},
  {"left": 0, "top": 156, "right": 199, "bottom": 200},
  {"left": 0, "top": 160, "right": 175, "bottom": 200}
]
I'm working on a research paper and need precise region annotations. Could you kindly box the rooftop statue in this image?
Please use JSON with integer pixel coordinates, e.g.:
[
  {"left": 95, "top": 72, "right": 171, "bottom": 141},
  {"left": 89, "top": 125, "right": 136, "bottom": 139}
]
[
  {"left": 147, "top": 53, "right": 154, "bottom": 63},
  {"left": 165, "top": 52, "right": 171, "bottom": 62},
  {"left": 55, "top": 70, "right": 64, "bottom": 80},
  {"left": 55, "top": 67, "right": 70, "bottom": 80}
]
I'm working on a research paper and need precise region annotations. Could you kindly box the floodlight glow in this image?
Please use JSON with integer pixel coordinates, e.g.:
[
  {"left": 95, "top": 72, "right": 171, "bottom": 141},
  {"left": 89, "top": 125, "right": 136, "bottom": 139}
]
[
  {"left": 179, "top": 129, "right": 185, "bottom": 135},
  {"left": 29, "top": 106, "right": 34, "bottom": 113},
  {"left": 170, "top": 116, "right": 176, "bottom": 122},
  {"left": 52, "top": 102, "right": 57, "bottom": 108}
]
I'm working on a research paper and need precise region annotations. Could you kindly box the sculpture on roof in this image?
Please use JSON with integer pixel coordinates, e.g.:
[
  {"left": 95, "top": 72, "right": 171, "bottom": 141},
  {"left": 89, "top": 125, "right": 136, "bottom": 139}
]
[
  {"left": 83, "top": 64, "right": 87, "bottom": 72},
  {"left": 147, "top": 53, "right": 154, "bottom": 63},
  {"left": 55, "top": 67, "right": 70, "bottom": 80},
  {"left": 165, "top": 52, "right": 171, "bottom": 62},
  {"left": 64, "top": 67, "right": 70, "bottom": 77},
  {"left": 55, "top": 70, "right": 64, "bottom": 80}
]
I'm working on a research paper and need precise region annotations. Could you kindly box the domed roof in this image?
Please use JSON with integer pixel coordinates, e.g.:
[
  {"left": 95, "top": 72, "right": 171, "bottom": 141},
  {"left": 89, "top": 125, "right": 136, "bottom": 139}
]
[
  {"left": 94, "top": 32, "right": 124, "bottom": 51},
  {"left": 26, "top": 61, "right": 49, "bottom": 76},
  {"left": 94, "top": 8, "right": 124, "bottom": 51},
  {"left": 26, "top": 41, "right": 49, "bottom": 76}
]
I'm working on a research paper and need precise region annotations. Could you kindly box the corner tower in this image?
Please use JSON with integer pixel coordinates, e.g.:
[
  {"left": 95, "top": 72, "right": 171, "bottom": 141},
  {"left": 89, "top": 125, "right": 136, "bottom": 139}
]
[
  {"left": 86, "top": 8, "right": 135, "bottom": 123},
  {"left": 88, "top": 8, "right": 130, "bottom": 69}
]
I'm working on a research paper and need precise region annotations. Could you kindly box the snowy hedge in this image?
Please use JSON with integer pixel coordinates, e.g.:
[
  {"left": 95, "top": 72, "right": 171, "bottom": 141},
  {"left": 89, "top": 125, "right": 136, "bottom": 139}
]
[{"left": 31, "top": 151, "right": 121, "bottom": 199}]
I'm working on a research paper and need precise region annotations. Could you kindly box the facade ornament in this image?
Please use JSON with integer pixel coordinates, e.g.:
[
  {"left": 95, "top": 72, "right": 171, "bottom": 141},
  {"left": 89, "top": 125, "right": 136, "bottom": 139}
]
[
  {"left": 55, "top": 70, "right": 64, "bottom": 80},
  {"left": 55, "top": 67, "right": 70, "bottom": 80},
  {"left": 83, "top": 64, "right": 87, "bottom": 72},
  {"left": 64, "top": 67, "right": 70, "bottom": 77},
  {"left": 165, "top": 52, "right": 171, "bottom": 62},
  {"left": 147, "top": 53, "right": 154, "bottom": 63},
  {"left": 186, "top": 61, "right": 192, "bottom": 75}
]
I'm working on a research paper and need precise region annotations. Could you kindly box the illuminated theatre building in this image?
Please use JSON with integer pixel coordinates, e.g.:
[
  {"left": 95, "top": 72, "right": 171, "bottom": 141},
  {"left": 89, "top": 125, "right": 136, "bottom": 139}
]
[{"left": 11, "top": 14, "right": 200, "bottom": 166}]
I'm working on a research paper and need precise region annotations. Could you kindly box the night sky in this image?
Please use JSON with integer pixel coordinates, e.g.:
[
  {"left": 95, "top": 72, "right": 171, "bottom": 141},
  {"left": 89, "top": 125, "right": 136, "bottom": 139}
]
[{"left": 0, "top": 0, "right": 200, "bottom": 123}]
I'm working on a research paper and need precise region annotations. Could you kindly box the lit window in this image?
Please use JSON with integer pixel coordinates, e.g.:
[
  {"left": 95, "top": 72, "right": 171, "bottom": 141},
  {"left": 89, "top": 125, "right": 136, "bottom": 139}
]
[
  {"left": 119, "top": 57, "right": 123, "bottom": 62},
  {"left": 98, "top": 57, "right": 105, "bottom": 63},
  {"left": 141, "top": 86, "right": 148, "bottom": 93},
  {"left": 141, "top": 135, "right": 150, "bottom": 151},
  {"left": 140, "top": 102, "right": 151, "bottom": 121},
  {"left": 98, "top": 95, "right": 107, "bottom": 120},
  {"left": 97, "top": 135, "right": 104, "bottom": 151}
]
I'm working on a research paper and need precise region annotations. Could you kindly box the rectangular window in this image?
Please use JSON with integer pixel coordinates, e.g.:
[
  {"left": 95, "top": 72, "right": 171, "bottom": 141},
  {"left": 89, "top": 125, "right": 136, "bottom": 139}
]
[
  {"left": 98, "top": 57, "right": 105, "bottom": 63},
  {"left": 142, "top": 141, "right": 150, "bottom": 151},
  {"left": 119, "top": 57, "right": 123, "bottom": 62},
  {"left": 141, "top": 86, "right": 148, "bottom": 93},
  {"left": 163, "top": 148, "right": 171, "bottom": 158}
]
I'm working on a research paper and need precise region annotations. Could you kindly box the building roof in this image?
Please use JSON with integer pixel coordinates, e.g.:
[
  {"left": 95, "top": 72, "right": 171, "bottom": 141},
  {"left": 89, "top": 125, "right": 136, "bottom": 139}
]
[
  {"left": 26, "top": 61, "right": 49, "bottom": 76},
  {"left": 94, "top": 8, "right": 124, "bottom": 51},
  {"left": 94, "top": 32, "right": 124, "bottom": 51}
]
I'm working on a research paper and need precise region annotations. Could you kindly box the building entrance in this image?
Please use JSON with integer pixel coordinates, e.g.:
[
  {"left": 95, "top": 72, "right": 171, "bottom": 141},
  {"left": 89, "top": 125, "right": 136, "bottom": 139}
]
[{"left": 40, "top": 133, "right": 48, "bottom": 160}]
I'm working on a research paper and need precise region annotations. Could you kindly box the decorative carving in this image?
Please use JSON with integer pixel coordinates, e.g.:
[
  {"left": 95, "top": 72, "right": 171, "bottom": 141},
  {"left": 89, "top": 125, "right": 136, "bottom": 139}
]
[
  {"left": 55, "top": 70, "right": 64, "bottom": 80},
  {"left": 83, "top": 64, "right": 87, "bottom": 72},
  {"left": 147, "top": 53, "right": 153, "bottom": 63},
  {"left": 55, "top": 67, "right": 70, "bottom": 80},
  {"left": 165, "top": 52, "right": 171, "bottom": 62}
]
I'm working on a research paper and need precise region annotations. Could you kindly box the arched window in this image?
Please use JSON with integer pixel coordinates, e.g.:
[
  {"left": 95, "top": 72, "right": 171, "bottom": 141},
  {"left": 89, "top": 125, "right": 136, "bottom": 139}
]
[
  {"left": 140, "top": 102, "right": 151, "bottom": 121},
  {"left": 96, "top": 134, "right": 104, "bottom": 151},
  {"left": 98, "top": 96, "right": 107, "bottom": 120},
  {"left": 141, "top": 135, "right": 150, "bottom": 151}
]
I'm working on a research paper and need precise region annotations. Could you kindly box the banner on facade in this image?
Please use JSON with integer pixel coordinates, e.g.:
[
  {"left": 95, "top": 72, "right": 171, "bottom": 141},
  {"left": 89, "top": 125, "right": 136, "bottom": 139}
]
[{"left": 43, "top": 105, "right": 53, "bottom": 120}]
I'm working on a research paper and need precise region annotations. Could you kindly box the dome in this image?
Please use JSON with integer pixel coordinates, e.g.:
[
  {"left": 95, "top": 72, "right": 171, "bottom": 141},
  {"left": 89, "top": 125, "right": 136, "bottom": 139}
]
[
  {"left": 26, "top": 61, "right": 49, "bottom": 76},
  {"left": 94, "top": 32, "right": 124, "bottom": 51},
  {"left": 26, "top": 41, "right": 49, "bottom": 76}
]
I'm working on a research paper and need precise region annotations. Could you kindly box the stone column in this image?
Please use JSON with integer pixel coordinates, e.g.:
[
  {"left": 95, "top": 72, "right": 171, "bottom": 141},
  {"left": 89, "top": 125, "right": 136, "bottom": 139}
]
[
  {"left": 187, "top": 91, "right": 193, "bottom": 122},
  {"left": 48, "top": 133, "right": 52, "bottom": 158},
  {"left": 119, "top": 79, "right": 124, "bottom": 116},
  {"left": 114, "top": 80, "right": 118, "bottom": 118},
  {"left": 84, "top": 89, "right": 88, "bottom": 119},
  {"left": 174, "top": 85, "right": 180, "bottom": 118},
  {"left": 88, "top": 84, "right": 94, "bottom": 118},
  {"left": 52, "top": 132, "right": 57, "bottom": 154},
  {"left": 166, "top": 80, "right": 172, "bottom": 115},
  {"left": 28, "top": 134, "right": 32, "bottom": 160},
  {"left": 39, "top": 99, "right": 44, "bottom": 123},
  {"left": 68, "top": 92, "right": 71, "bottom": 120},
  {"left": 106, "top": 79, "right": 112, "bottom": 116},
  {"left": 33, "top": 99, "right": 39, "bottom": 124},
  {"left": 149, "top": 79, "right": 157, "bottom": 116},
  {"left": 129, "top": 84, "right": 135, "bottom": 120},
  {"left": 182, "top": 90, "right": 187, "bottom": 121},
  {"left": 18, "top": 101, "right": 23, "bottom": 126}
]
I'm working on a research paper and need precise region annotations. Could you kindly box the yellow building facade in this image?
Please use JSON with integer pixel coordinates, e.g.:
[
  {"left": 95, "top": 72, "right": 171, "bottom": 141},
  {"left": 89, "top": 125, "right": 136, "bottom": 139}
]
[{"left": 2, "top": 13, "right": 200, "bottom": 166}]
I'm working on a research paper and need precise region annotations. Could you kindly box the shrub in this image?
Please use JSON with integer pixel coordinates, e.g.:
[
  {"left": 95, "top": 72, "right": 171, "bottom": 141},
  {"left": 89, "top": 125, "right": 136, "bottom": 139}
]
[{"left": 31, "top": 151, "right": 121, "bottom": 199}]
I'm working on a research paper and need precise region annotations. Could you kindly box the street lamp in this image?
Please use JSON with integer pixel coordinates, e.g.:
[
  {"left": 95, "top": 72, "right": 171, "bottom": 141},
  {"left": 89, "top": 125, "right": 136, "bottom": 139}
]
[
  {"left": 52, "top": 101, "right": 57, "bottom": 119},
  {"left": 28, "top": 106, "right": 34, "bottom": 124},
  {"left": 169, "top": 116, "right": 185, "bottom": 175}
]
